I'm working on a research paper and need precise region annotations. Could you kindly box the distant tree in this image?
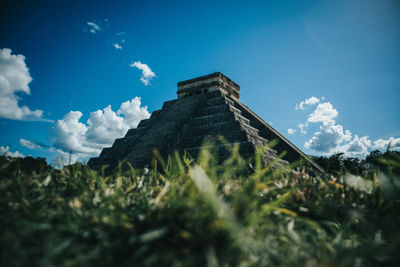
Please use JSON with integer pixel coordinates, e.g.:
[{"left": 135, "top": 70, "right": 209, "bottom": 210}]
[
  {"left": 311, "top": 149, "right": 400, "bottom": 177},
  {"left": 328, "top": 153, "right": 345, "bottom": 175},
  {"left": 343, "top": 157, "right": 361, "bottom": 174},
  {"left": 365, "top": 150, "right": 383, "bottom": 166},
  {"left": 0, "top": 156, "right": 51, "bottom": 177}
]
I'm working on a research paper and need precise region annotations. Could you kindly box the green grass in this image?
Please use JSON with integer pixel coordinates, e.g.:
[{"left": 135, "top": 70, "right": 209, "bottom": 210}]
[{"left": 1, "top": 143, "right": 399, "bottom": 266}]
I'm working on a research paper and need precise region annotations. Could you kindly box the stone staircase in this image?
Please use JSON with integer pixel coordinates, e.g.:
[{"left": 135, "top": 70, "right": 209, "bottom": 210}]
[
  {"left": 93, "top": 91, "right": 330, "bottom": 172},
  {"left": 89, "top": 90, "right": 290, "bottom": 171},
  {"left": 88, "top": 94, "right": 207, "bottom": 170},
  {"left": 170, "top": 91, "right": 286, "bottom": 166}
]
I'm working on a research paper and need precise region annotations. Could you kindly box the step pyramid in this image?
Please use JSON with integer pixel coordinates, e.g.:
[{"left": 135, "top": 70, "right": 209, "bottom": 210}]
[{"left": 88, "top": 72, "right": 323, "bottom": 173}]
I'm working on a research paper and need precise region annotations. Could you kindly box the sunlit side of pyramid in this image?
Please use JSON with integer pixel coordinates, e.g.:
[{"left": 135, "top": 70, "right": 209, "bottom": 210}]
[{"left": 88, "top": 72, "right": 322, "bottom": 172}]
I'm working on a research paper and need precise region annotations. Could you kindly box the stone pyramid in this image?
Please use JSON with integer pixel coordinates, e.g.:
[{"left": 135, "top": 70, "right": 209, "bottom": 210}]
[{"left": 88, "top": 72, "right": 323, "bottom": 172}]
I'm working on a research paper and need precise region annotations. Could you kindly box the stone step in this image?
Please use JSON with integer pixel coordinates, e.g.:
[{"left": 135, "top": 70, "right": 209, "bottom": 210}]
[
  {"left": 95, "top": 126, "right": 151, "bottom": 164},
  {"left": 87, "top": 157, "right": 102, "bottom": 169},
  {"left": 233, "top": 112, "right": 250, "bottom": 125},
  {"left": 194, "top": 120, "right": 234, "bottom": 130},
  {"left": 196, "top": 104, "right": 242, "bottom": 118},
  {"left": 224, "top": 97, "right": 234, "bottom": 106},
  {"left": 240, "top": 122, "right": 260, "bottom": 137},
  {"left": 124, "top": 95, "right": 207, "bottom": 166},
  {"left": 228, "top": 105, "right": 242, "bottom": 115},
  {"left": 194, "top": 112, "right": 228, "bottom": 121},
  {"left": 246, "top": 134, "right": 270, "bottom": 147},
  {"left": 192, "top": 111, "right": 236, "bottom": 126},
  {"left": 182, "top": 141, "right": 256, "bottom": 159},
  {"left": 99, "top": 147, "right": 112, "bottom": 158},
  {"left": 187, "top": 119, "right": 243, "bottom": 135},
  {"left": 183, "top": 122, "right": 246, "bottom": 137},
  {"left": 196, "top": 104, "right": 231, "bottom": 116},
  {"left": 205, "top": 90, "right": 225, "bottom": 99},
  {"left": 163, "top": 94, "right": 203, "bottom": 109},
  {"left": 150, "top": 109, "right": 163, "bottom": 118},
  {"left": 178, "top": 130, "right": 248, "bottom": 148},
  {"left": 108, "top": 138, "right": 134, "bottom": 156},
  {"left": 161, "top": 99, "right": 177, "bottom": 109},
  {"left": 125, "top": 126, "right": 148, "bottom": 138},
  {"left": 137, "top": 118, "right": 150, "bottom": 128},
  {"left": 202, "top": 96, "right": 230, "bottom": 107}
]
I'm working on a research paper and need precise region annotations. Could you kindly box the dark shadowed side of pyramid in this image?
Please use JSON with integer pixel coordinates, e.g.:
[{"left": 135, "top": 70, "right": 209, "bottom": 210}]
[{"left": 88, "top": 72, "right": 323, "bottom": 173}]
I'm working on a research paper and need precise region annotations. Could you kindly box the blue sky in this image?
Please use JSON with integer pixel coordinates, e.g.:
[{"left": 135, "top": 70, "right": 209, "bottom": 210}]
[{"left": 0, "top": 0, "right": 399, "bottom": 164}]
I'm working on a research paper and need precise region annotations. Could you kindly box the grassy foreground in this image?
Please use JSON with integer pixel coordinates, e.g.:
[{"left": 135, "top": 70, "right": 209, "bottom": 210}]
[{"left": 1, "top": 145, "right": 400, "bottom": 266}]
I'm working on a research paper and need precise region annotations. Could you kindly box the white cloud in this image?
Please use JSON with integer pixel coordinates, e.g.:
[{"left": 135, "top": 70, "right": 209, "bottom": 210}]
[
  {"left": 295, "top": 96, "right": 320, "bottom": 110},
  {"left": 337, "top": 135, "right": 371, "bottom": 158},
  {"left": 85, "top": 106, "right": 126, "bottom": 146},
  {"left": 298, "top": 122, "right": 308, "bottom": 134},
  {"left": 113, "top": 43, "right": 122, "bottom": 50},
  {"left": 52, "top": 97, "right": 150, "bottom": 161},
  {"left": 0, "top": 145, "right": 23, "bottom": 158},
  {"left": 305, "top": 122, "right": 352, "bottom": 154},
  {"left": 53, "top": 111, "right": 97, "bottom": 155},
  {"left": 305, "top": 113, "right": 399, "bottom": 158},
  {"left": 85, "top": 20, "right": 127, "bottom": 52},
  {"left": 294, "top": 96, "right": 400, "bottom": 158},
  {"left": 287, "top": 128, "right": 296, "bottom": 135},
  {"left": 0, "top": 48, "right": 45, "bottom": 121},
  {"left": 372, "top": 137, "right": 400, "bottom": 150},
  {"left": 307, "top": 102, "right": 338, "bottom": 125},
  {"left": 20, "top": 138, "right": 41, "bottom": 149},
  {"left": 305, "top": 120, "right": 374, "bottom": 158},
  {"left": 129, "top": 61, "right": 156, "bottom": 86},
  {"left": 87, "top": 22, "right": 101, "bottom": 34}
]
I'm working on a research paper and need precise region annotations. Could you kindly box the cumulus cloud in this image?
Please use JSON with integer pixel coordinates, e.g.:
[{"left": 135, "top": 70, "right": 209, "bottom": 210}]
[
  {"left": 0, "top": 48, "right": 46, "bottom": 121},
  {"left": 304, "top": 100, "right": 353, "bottom": 155},
  {"left": 299, "top": 97, "right": 399, "bottom": 158},
  {"left": 372, "top": 137, "right": 400, "bottom": 150},
  {"left": 287, "top": 128, "right": 296, "bottom": 135},
  {"left": 53, "top": 111, "right": 97, "bottom": 155},
  {"left": 305, "top": 122, "right": 352, "bottom": 154},
  {"left": 87, "top": 22, "right": 101, "bottom": 33},
  {"left": 0, "top": 145, "right": 23, "bottom": 158},
  {"left": 305, "top": 117, "right": 400, "bottom": 158},
  {"left": 130, "top": 61, "right": 156, "bottom": 86},
  {"left": 337, "top": 135, "right": 371, "bottom": 158},
  {"left": 113, "top": 43, "right": 122, "bottom": 50},
  {"left": 295, "top": 96, "right": 320, "bottom": 110},
  {"left": 307, "top": 102, "right": 338, "bottom": 125},
  {"left": 85, "top": 107, "right": 126, "bottom": 146},
  {"left": 19, "top": 138, "right": 42, "bottom": 149},
  {"left": 52, "top": 97, "right": 150, "bottom": 161}
]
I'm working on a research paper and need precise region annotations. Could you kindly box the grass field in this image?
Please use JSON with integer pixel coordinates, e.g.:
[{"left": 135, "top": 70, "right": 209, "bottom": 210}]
[{"left": 1, "top": 144, "right": 399, "bottom": 266}]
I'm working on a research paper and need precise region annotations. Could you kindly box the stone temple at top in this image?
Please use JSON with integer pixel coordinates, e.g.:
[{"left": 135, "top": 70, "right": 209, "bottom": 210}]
[
  {"left": 88, "top": 72, "right": 322, "bottom": 173},
  {"left": 177, "top": 72, "right": 240, "bottom": 100}
]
